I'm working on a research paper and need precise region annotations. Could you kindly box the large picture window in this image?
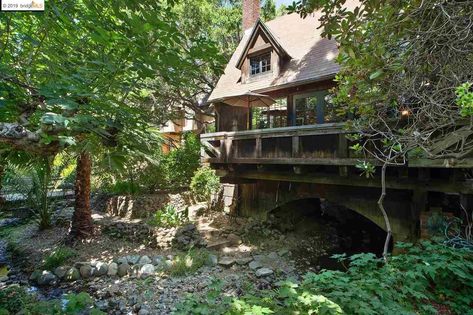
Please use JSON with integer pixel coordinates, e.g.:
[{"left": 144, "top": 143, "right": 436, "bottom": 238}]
[
  {"left": 250, "top": 52, "right": 271, "bottom": 76},
  {"left": 252, "top": 98, "right": 287, "bottom": 129},
  {"left": 294, "top": 91, "right": 339, "bottom": 125}
]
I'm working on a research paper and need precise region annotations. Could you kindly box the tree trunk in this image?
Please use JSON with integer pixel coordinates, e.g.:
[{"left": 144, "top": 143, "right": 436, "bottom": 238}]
[
  {"left": 0, "top": 164, "right": 5, "bottom": 208},
  {"left": 378, "top": 163, "right": 392, "bottom": 262},
  {"left": 70, "top": 152, "right": 93, "bottom": 238}
]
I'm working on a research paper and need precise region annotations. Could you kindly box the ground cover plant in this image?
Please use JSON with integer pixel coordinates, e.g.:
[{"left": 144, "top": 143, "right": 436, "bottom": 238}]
[{"left": 176, "top": 241, "right": 473, "bottom": 314}]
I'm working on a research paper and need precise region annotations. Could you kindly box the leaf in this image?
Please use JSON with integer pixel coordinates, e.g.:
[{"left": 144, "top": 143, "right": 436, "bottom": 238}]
[{"left": 369, "top": 70, "right": 383, "bottom": 80}]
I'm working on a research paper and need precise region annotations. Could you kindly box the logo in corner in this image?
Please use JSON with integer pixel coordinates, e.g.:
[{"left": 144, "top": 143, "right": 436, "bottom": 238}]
[{"left": 1, "top": 0, "right": 45, "bottom": 12}]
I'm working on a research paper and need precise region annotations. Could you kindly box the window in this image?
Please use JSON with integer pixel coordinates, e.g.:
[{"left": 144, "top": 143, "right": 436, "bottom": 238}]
[
  {"left": 250, "top": 53, "right": 271, "bottom": 76},
  {"left": 294, "top": 91, "right": 339, "bottom": 125},
  {"left": 252, "top": 98, "right": 287, "bottom": 129}
]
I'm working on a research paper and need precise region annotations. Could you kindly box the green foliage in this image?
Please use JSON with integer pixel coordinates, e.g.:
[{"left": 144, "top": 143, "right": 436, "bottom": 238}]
[
  {"left": 167, "top": 248, "right": 211, "bottom": 277},
  {"left": 456, "top": 82, "right": 473, "bottom": 117},
  {"left": 148, "top": 205, "right": 187, "bottom": 228},
  {"left": 355, "top": 161, "right": 375, "bottom": 178},
  {"left": 0, "top": 287, "right": 103, "bottom": 315},
  {"left": 42, "top": 246, "right": 77, "bottom": 271},
  {"left": 177, "top": 242, "right": 473, "bottom": 314},
  {"left": 261, "top": 0, "right": 276, "bottom": 21},
  {"left": 190, "top": 167, "right": 220, "bottom": 202}
]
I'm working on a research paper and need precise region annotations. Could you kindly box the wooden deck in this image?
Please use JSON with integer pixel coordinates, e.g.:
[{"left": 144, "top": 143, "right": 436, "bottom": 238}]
[{"left": 201, "top": 124, "right": 473, "bottom": 168}]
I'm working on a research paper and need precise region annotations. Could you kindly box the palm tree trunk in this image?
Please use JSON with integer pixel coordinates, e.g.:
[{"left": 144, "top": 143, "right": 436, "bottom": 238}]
[
  {"left": 70, "top": 152, "right": 93, "bottom": 238},
  {"left": 0, "top": 164, "right": 5, "bottom": 207}
]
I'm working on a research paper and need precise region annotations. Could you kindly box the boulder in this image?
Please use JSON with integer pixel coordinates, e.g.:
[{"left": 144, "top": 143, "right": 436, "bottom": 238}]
[
  {"left": 94, "top": 262, "right": 108, "bottom": 276},
  {"left": 37, "top": 271, "right": 57, "bottom": 286},
  {"left": 117, "top": 263, "right": 130, "bottom": 277},
  {"left": 139, "top": 264, "right": 155, "bottom": 279},
  {"left": 54, "top": 266, "right": 68, "bottom": 279},
  {"left": 107, "top": 263, "right": 118, "bottom": 276},
  {"left": 152, "top": 255, "right": 164, "bottom": 266},
  {"left": 218, "top": 257, "right": 235, "bottom": 267},
  {"left": 249, "top": 261, "right": 263, "bottom": 270},
  {"left": 80, "top": 265, "right": 93, "bottom": 278},
  {"left": 187, "top": 203, "right": 206, "bottom": 220},
  {"left": 29, "top": 270, "right": 42, "bottom": 282},
  {"left": 116, "top": 257, "right": 128, "bottom": 265},
  {"left": 138, "top": 255, "right": 152, "bottom": 265},
  {"left": 65, "top": 267, "right": 80, "bottom": 281},
  {"left": 255, "top": 268, "right": 274, "bottom": 277}
]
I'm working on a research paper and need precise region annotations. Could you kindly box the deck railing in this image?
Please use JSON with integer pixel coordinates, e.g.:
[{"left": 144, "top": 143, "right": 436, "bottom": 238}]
[{"left": 200, "top": 123, "right": 365, "bottom": 166}]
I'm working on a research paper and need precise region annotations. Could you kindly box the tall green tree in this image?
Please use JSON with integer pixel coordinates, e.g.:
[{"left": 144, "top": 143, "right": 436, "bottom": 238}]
[
  {"left": 261, "top": 0, "right": 276, "bottom": 21},
  {"left": 290, "top": 0, "right": 473, "bottom": 258},
  {"left": 0, "top": 0, "right": 223, "bottom": 238}
]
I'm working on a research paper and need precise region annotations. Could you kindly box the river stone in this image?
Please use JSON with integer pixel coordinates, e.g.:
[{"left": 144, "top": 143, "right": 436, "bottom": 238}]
[
  {"left": 218, "top": 257, "right": 235, "bottom": 267},
  {"left": 153, "top": 255, "right": 164, "bottom": 266},
  {"left": 37, "top": 270, "right": 57, "bottom": 286},
  {"left": 139, "top": 264, "right": 155, "bottom": 279},
  {"left": 255, "top": 268, "right": 274, "bottom": 277},
  {"left": 94, "top": 262, "right": 108, "bottom": 276},
  {"left": 117, "top": 263, "right": 130, "bottom": 277},
  {"left": 65, "top": 267, "right": 80, "bottom": 281},
  {"left": 29, "top": 270, "right": 42, "bottom": 282},
  {"left": 236, "top": 257, "right": 253, "bottom": 265},
  {"left": 249, "top": 260, "right": 263, "bottom": 270},
  {"left": 54, "top": 266, "right": 68, "bottom": 279},
  {"left": 80, "top": 265, "right": 93, "bottom": 278},
  {"left": 206, "top": 254, "right": 218, "bottom": 266},
  {"left": 126, "top": 255, "right": 140, "bottom": 265},
  {"left": 108, "top": 263, "right": 118, "bottom": 276},
  {"left": 116, "top": 257, "right": 128, "bottom": 265},
  {"left": 138, "top": 255, "right": 152, "bottom": 265}
]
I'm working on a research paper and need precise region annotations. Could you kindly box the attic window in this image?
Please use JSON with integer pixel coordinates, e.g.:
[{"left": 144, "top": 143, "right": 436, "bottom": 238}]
[{"left": 250, "top": 53, "right": 271, "bottom": 76}]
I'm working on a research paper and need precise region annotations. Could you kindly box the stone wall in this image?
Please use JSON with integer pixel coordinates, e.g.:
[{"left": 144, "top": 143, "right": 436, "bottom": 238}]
[{"left": 102, "top": 192, "right": 194, "bottom": 219}]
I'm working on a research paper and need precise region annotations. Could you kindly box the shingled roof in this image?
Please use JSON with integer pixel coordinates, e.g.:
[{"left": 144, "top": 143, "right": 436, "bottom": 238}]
[{"left": 208, "top": 12, "right": 340, "bottom": 103}]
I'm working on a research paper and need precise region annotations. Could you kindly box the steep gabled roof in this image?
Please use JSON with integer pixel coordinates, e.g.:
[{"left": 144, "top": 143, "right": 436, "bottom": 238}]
[
  {"left": 235, "top": 19, "right": 291, "bottom": 70},
  {"left": 208, "top": 11, "right": 346, "bottom": 103}
]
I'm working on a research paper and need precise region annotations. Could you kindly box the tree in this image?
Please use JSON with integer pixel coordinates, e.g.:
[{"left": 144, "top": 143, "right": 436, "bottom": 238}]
[
  {"left": 0, "top": 0, "right": 224, "bottom": 238},
  {"left": 261, "top": 0, "right": 277, "bottom": 21},
  {"left": 276, "top": 4, "right": 288, "bottom": 17},
  {"left": 290, "top": 0, "right": 473, "bottom": 259}
]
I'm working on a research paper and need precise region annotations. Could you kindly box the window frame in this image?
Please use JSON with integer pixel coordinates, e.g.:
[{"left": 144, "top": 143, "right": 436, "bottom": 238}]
[{"left": 249, "top": 52, "right": 272, "bottom": 76}]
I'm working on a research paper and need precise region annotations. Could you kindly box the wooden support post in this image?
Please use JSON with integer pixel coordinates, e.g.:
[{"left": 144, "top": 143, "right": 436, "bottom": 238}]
[
  {"left": 292, "top": 136, "right": 299, "bottom": 158},
  {"left": 460, "top": 194, "right": 473, "bottom": 212},
  {"left": 339, "top": 166, "right": 348, "bottom": 177},
  {"left": 337, "top": 134, "right": 348, "bottom": 158},
  {"left": 398, "top": 167, "right": 409, "bottom": 179},
  {"left": 219, "top": 138, "right": 226, "bottom": 162},
  {"left": 256, "top": 136, "right": 262, "bottom": 158}
]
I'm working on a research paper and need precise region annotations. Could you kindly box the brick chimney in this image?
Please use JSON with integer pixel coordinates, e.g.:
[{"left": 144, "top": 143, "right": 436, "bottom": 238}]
[{"left": 242, "top": 0, "right": 260, "bottom": 31}]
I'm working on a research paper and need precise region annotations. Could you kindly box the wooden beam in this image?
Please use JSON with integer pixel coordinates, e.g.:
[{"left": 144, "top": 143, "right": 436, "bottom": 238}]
[
  {"left": 230, "top": 170, "right": 473, "bottom": 194},
  {"left": 256, "top": 136, "right": 262, "bottom": 158},
  {"left": 292, "top": 136, "right": 299, "bottom": 158}
]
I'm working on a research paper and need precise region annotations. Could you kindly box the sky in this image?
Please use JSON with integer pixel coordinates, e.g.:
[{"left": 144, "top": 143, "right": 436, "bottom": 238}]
[{"left": 275, "top": 0, "right": 294, "bottom": 7}]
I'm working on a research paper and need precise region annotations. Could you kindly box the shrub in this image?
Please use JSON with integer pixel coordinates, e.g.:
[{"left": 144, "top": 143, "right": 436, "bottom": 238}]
[
  {"left": 148, "top": 205, "right": 187, "bottom": 228},
  {"left": 42, "top": 246, "right": 77, "bottom": 270},
  {"left": 176, "top": 241, "right": 473, "bottom": 314},
  {"left": 190, "top": 167, "right": 220, "bottom": 203},
  {"left": 167, "top": 248, "right": 210, "bottom": 277}
]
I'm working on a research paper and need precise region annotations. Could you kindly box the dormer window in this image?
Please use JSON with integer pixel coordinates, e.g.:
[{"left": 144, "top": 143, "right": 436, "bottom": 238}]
[{"left": 250, "top": 52, "right": 271, "bottom": 76}]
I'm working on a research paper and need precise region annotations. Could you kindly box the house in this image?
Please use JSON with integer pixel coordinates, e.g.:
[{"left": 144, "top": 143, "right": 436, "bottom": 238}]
[{"left": 201, "top": 0, "right": 473, "bottom": 243}]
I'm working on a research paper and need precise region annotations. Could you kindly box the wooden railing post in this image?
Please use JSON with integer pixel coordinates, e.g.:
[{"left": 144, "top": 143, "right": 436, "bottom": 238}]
[
  {"left": 292, "top": 135, "right": 299, "bottom": 158},
  {"left": 220, "top": 136, "right": 227, "bottom": 162},
  {"left": 256, "top": 136, "right": 262, "bottom": 158}
]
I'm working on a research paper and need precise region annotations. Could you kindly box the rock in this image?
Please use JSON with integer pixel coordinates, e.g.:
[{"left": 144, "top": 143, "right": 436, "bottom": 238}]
[
  {"left": 95, "top": 300, "right": 110, "bottom": 311},
  {"left": 94, "top": 262, "right": 108, "bottom": 276},
  {"left": 227, "top": 233, "right": 242, "bottom": 245},
  {"left": 37, "top": 270, "right": 57, "bottom": 286},
  {"left": 249, "top": 261, "right": 263, "bottom": 270},
  {"left": 65, "top": 267, "right": 80, "bottom": 281},
  {"left": 218, "top": 257, "right": 235, "bottom": 267},
  {"left": 139, "top": 264, "right": 155, "bottom": 279},
  {"left": 138, "top": 255, "right": 152, "bottom": 265},
  {"left": 255, "top": 268, "right": 274, "bottom": 277},
  {"left": 268, "top": 252, "right": 279, "bottom": 260},
  {"left": 278, "top": 249, "right": 289, "bottom": 257},
  {"left": 153, "top": 255, "right": 164, "bottom": 266},
  {"left": 206, "top": 254, "right": 218, "bottom": 266},
  {"left": 138, "top": 306, "right": 151, "bottom": 315},
  {"left": 116, "top": 257, "right": 128, "bottom": 265},
  {"left": 0, "top": 276, "right": 8, "bottom": 282},
  {"left": 80, "top": 265, "right": 93, "bottom": 278},
  {"left": 187, "top": 203, "right": 206, "bottom": 220},
  {"left": 236, "top": 257, "right": 253, "bottom": 265},
  {"left": 126, "top": 255, "right": 140, "bottom": 265},
  {"left": 117, "top": 263, "right": 130, "bottom": 277},
  {"left": 73, "top": 261, "right": 90, "bottom": 269},
  {"left": 54, "top": 266, "right": 68, "bottom": 279},
  {"left": 29, "top": 270, "right": 42, "bottom": 282},
  {"left": 107, "top": 262, "right": 118, "bottom": 276}
]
